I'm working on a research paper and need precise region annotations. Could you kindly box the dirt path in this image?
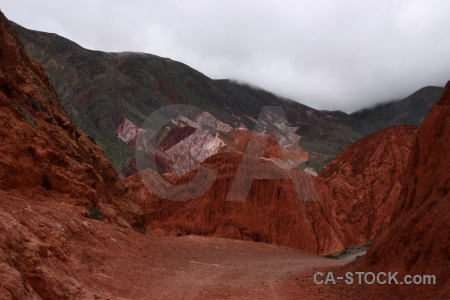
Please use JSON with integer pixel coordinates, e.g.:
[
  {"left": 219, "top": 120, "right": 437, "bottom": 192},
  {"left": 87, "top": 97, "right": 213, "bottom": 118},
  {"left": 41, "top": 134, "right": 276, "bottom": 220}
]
[
  {"left": 0, "top": 191, "right": 347, "bottom": 299},
  {"left": 86, "top": 234, "right": 347, "bottom": 299}
]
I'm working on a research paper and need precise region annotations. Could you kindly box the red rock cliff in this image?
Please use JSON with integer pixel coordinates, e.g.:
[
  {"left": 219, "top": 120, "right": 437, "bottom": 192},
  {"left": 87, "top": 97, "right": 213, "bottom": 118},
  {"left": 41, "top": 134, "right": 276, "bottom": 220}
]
[
  {"left": 350, "top": 81, "right": 450, "bottom": 298},
  {"left": 0, "top": 11, "right": 144, "bottom": 299},
  {"left": 126, "top": 151, "right": 345, "bottom": 254},
  {"left": 319, "top": 125, "right": 418, "bottom": 244},
  {"left": 0, "top": 12, "right": 143, "bottom": 227},
  {"left": 126, "top": 123, "right": 417, "bottom": 255}
]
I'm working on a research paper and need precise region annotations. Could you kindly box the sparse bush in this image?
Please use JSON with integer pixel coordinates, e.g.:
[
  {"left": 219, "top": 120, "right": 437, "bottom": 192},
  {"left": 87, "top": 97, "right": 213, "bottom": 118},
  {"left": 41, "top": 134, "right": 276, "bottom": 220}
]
[
  {"left": 324, "top": 249, "right": 349, "bottom": 259},
  {"left": 85, "top": 206, "right": 104, "bottom": 221}
]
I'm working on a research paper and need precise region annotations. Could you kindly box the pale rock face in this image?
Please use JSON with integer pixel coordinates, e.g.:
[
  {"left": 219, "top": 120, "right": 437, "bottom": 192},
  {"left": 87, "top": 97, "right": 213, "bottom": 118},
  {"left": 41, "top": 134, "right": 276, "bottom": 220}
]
[
  {"left": 252, "top": 108, "right": 302, "bottom": 150},
  {"left": 116, "top": 118, "right": 171, "bottom": 152},
  {"left": 171, "top": 111, "right": 233, "bottom": 132},
  {"left": 116, "top": 118, "right": 139, "bottom": 143},
  {"left": 304, "top": 167, "right": 318, "bottom": 176},
  {"left": 117, "top": 110, "right": 311, "bottom": 176},
  {"left": 268, "top": 126, "right": 301, "bottom": 149},
  {"left": 116, "top": 114, "right": 230, "bottom": 175},
  {"left": 157, "top": 129, "right": 225, "bottom": 176}
]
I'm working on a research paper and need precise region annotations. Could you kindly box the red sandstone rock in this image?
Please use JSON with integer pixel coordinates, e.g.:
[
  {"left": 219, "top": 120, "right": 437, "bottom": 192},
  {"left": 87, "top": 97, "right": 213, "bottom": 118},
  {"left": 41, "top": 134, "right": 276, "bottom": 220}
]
[
  {"left": 126, "top": 151, "right": 340, "bottom": 253},
  {"left": 0, "top": 12, "right": 143, "bottom": 227},
  {"left": 349, "top": 81, "right": 450, "bottom": 298},
  {"left": 0, "top": 11, "right": 144, "bottom": 299},
  {"left": 125, "top": 124, "right": 417, "bottom": 255},
  {"left": 319, "top": 125, "right": 418, "bottom": 243}
]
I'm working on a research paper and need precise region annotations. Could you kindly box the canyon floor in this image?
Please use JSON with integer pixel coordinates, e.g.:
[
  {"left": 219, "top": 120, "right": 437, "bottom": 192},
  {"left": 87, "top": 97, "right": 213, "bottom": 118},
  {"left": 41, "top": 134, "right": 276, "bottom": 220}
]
[
  {"left": 1, "top": 190, "right": 349, "bottom": 300},
  {"left": 89, "top": 234, "right": 350, "bottom": 300}
]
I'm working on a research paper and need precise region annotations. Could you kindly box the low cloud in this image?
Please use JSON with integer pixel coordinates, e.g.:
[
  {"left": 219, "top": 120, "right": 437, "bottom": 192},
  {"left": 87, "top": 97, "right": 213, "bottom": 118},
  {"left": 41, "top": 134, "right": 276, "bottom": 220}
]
[{"left": 3, "top": 0, "right": 450, "bottom": 112}]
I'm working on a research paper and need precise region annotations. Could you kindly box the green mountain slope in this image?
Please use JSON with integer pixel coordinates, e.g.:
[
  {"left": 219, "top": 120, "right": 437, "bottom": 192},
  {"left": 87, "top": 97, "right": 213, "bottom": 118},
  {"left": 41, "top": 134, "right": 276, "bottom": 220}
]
[{"left": 12, "top": 22, "right": 442, "bottom": 172}]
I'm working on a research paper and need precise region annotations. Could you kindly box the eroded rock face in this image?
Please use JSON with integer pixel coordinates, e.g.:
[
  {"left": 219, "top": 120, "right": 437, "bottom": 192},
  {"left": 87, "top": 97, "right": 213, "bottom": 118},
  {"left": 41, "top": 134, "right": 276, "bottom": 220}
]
[
  {"left": 116, "top": 117, "right": 140, "bottom": 143},
  {"left": 351, "top": 81, "right": 450, "bottom": 298},
  {"left": 116, "top": 113, "right": 230, "bottom": 176},
  {"left": 0, "top": 12, "right": 144, "bottom": 299},
  {"left": 117, "top": 109, "right": 311, "bottom": 176},
  {"left": 155, "top": 129, "right": 226, "bottom": 175},
  {"left": 319, "top": 125, "right": 418, "bottom": 243},
  {"left": 170, "top": 111, "right": 233, "bottom": 132},
  {"left": 0, "top": 13, "right": 143, "bottom": 227},
  {"left": 125, "top": 151, "right": 345, "bottom": 254},
  {"left": 125, "top": 123, "right": 418, "bottom": 255}
]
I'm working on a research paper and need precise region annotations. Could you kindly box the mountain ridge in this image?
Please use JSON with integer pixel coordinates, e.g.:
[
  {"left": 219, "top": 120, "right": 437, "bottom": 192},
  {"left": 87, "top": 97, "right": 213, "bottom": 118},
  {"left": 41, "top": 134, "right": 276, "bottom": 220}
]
[
  {"left": 12, "top": 21, "right": 443, "bottom": 176},
  {"left": 8, "top": 22, "right": 362, "bottom": 173},
  {"left": 351, "top": 85, "right": 444, "bottom": 132}
]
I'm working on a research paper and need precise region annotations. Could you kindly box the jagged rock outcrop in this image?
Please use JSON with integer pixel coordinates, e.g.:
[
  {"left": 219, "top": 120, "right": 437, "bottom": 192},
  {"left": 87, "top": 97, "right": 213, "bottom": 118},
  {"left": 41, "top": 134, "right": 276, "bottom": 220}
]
[
  {"left": 155, "top": 129, "right": 226, "bottom": 175},
  {"left": 319, "top": 125, "right": 418, "bottom": 243},
  {"left": 117, "top": 108, "right": 311, "bottom": 176},
  {"left": 126, "top": 151, "right": 346, "bottom": 254},
  {"left": 0, "top": 12, "right": 144, "bottom": 299},
  {"left": 350, "top": 81, "right": 450, "bottom": 298},
  {"left": 125, "top": 123, "right": 417, "bottom": 255},
  {"left": 0, "top": 14, "right": 143, "bottom": 227},
  {"left": 116, "top": 115, "right": 229, "bottom": 176}
]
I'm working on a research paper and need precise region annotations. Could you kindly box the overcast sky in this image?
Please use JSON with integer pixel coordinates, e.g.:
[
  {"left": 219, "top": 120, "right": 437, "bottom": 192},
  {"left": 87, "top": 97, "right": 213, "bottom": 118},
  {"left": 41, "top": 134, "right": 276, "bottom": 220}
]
[{"left": 3, "top": 0, "right": 450, "bottom": 112}]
